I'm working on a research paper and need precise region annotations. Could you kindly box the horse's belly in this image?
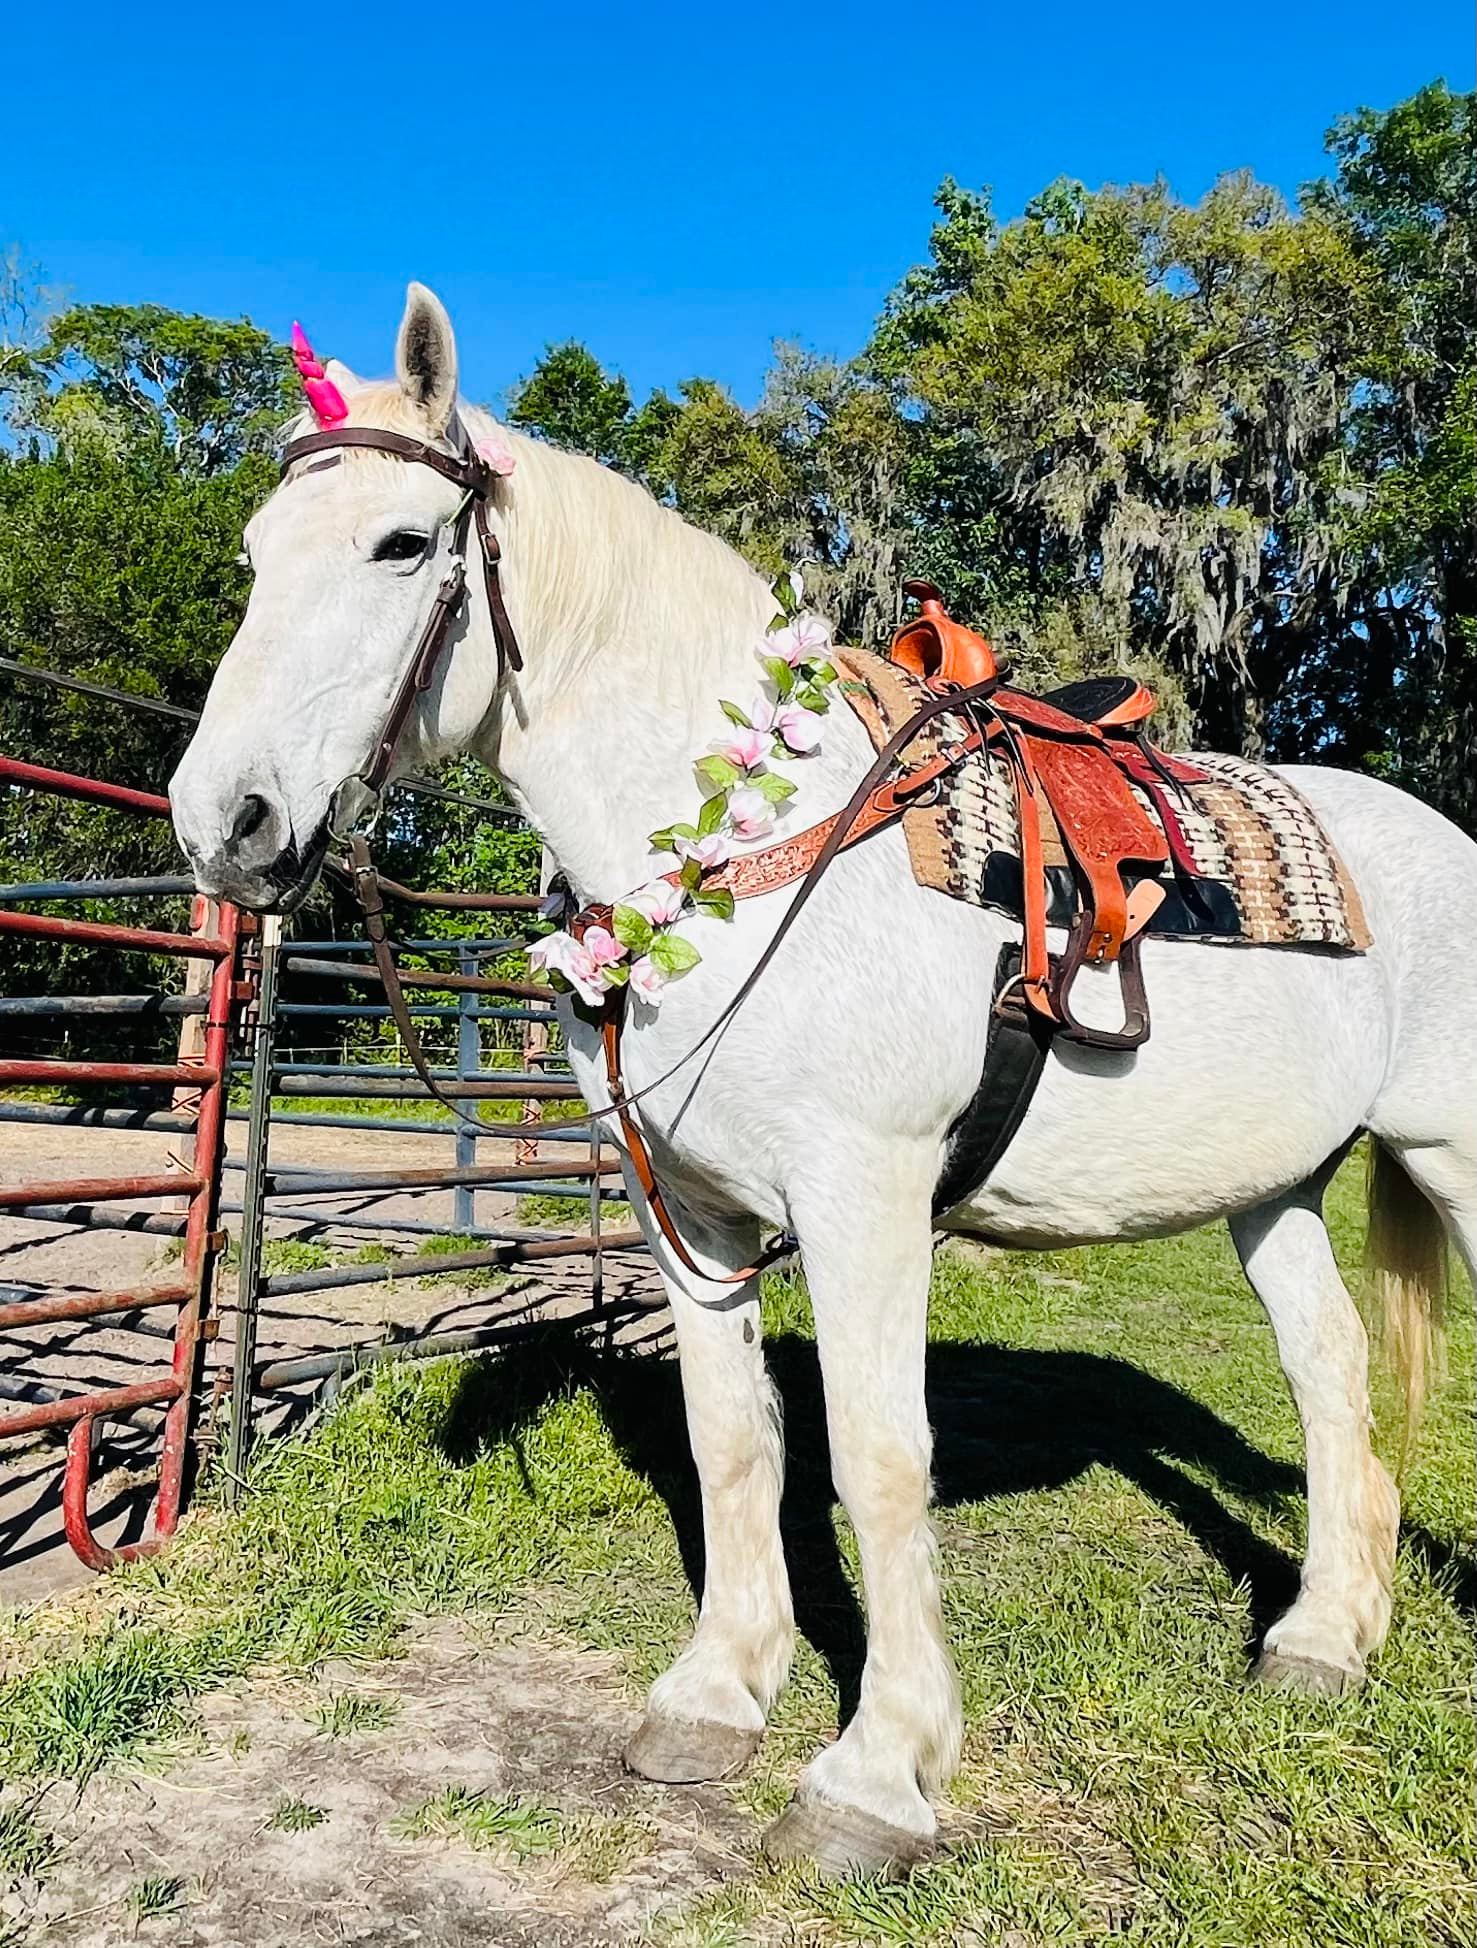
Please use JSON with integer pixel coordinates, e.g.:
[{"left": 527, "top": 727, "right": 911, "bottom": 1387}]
[{"left": 944, "top": 930, "right": 1390, "bottom": 1246}]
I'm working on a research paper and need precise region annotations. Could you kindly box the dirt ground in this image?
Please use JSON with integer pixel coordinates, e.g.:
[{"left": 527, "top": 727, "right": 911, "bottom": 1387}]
[
  {"left": 0, "top": 1617, "right": 747, "bottom": 1947},
  {"left": 0, "top": 1117, "right": 665, "bottom": 1604}
]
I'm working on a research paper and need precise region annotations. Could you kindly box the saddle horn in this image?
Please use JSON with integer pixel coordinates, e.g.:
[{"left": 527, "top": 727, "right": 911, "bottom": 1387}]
[{"left": 890, "top": 580, "right": 999, "bottom": 689}]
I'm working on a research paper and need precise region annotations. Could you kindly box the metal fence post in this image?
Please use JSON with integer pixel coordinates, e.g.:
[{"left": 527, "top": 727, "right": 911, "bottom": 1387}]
[
  {"left": 454, "top": 943, "right": 479, "bottom": 1231},
  {"left": 225, "top": 910, "right": 281, "bottom": 1498}
]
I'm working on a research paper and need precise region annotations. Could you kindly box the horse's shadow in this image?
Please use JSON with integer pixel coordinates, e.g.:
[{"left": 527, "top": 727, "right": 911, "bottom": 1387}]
[{"left": 436, "top": 1329, "right": 1473, "bottom": 1725}]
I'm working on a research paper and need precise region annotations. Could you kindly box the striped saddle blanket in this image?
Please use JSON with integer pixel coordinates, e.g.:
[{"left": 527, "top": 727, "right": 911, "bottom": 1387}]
[{"left": 835, "top": 648, "right": 1371, "bottom": 954}]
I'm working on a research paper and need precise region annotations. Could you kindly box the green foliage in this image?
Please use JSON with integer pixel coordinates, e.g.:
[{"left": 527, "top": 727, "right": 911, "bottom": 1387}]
[
  {"left": 0, "top": 1795, "right": 55, "bottom": 1882},
  {"left": 10, "top": 301, "right": 294, "bottom": 474},
  {"left": 508, "top": 84, "right": 1475, "bottom": 829},
  {"left": 309, "top": 1692, "right": 398, "bottom": 1737},
  {"left": 127, "top": 1873, "right": 184, "bottom": 1920}
]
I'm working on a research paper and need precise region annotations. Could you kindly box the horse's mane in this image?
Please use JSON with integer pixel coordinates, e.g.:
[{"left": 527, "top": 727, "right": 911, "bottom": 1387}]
[{"left": 288, "top": 383, "right": 771, "bottom": 688}]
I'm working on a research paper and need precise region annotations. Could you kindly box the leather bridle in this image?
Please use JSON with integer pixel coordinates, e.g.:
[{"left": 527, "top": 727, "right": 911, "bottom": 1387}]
[{"left": 279, "top": 423, "right": 523, "bottom": 829}]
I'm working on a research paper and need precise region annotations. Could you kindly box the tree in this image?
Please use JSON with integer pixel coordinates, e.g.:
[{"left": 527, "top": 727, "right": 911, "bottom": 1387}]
[
  {"left": 1305, "top": 82, "right": 1477, "bottom": 825},
  {"left": 10, "top": 303, "right": 294, "bottom": 474}
]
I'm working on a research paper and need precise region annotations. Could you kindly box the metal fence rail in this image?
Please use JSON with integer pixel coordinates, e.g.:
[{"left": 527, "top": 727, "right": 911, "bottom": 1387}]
[
  {"left": 1, "top": 664, "right": 656, "bottom": 1575},
  {"left": 222, "top": 899, "right": 651, "bottom": 1489},
  {"left": 0, "top": 753, "right": 242, "bottom": 1570}
]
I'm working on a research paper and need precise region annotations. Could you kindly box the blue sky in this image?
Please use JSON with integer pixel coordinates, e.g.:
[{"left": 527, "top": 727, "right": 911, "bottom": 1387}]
[{"left": 5, "top": 3, "right": 1472, "bottom": 409}]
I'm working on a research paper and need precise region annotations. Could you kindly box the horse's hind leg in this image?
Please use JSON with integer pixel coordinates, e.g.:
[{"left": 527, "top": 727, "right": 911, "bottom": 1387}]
[{"left": 1229, "top": 1181, "right": 1399, "bottom": 1694}]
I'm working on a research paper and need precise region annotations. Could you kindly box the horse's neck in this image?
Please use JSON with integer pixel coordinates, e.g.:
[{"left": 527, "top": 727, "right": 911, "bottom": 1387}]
[{"left": 479, "top": 439, "right": 777, "bottom": 900}]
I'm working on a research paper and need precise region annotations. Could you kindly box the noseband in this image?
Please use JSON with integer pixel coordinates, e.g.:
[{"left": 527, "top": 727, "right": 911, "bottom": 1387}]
[{"left": 278, "top": 425, "right": 524, "bottom": 830}]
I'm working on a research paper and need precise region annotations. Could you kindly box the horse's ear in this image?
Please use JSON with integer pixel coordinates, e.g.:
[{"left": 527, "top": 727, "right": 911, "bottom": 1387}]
[{"left": 395, "top": 282, "right": 457, "bottom": 435}]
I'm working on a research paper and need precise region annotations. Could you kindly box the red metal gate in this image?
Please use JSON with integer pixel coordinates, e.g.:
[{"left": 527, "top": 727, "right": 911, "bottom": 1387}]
[{"left": 0, "top": 754, "right": 242, "bottom": 1568}]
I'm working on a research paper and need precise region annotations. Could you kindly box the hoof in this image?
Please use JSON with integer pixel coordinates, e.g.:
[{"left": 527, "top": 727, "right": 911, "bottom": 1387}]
[
  {"left": 762, "top": 1792, "right": 935, "bottom": 1879},
  {"left": 1253, "top": 1650, "right": 1362, "bottom": 1697},
  {"left": 623, "top": 1711, "right": 761, "bottom": 1784}
]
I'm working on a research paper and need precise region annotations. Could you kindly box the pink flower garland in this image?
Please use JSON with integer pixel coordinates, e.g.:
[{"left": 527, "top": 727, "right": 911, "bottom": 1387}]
[{"left": 529, "top": 575, "right": 840, "bottom": 1010}]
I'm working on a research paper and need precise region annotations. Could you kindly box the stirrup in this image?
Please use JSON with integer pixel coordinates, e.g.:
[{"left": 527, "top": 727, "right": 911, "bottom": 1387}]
[{"left": 1050, "top": 924, "right": 1151, "bottom": 1051}]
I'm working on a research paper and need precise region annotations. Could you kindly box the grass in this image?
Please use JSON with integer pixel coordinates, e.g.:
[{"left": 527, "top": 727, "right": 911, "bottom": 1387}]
[
  {"left": 414, "top": 1232, "right": 507, "bottom": 1288},
  {"left": 390, "top": 1785, "right": 562, "bottom": 1856},
  {"left": 127, "top": 1874, "right": 184, "bottom": 1920},
  {"left": 0, "top": 1795, "right": 56, "bottom": 1883},
  {"left": 261, "top": 1238, "right": 333, "bottom": 1276},
  {"left": 390, "top": 1786, "right": 649, "bottom": 1881},
  {"left": 264, "top": 1795, "right": 327, "bottom": 1833},
  {"left": 517, "top": 1191, "right": 633, "bottom": 1229},
  {"left": 308, "top": 1692, "right": 398, "bottom": 1738},
  {"left": 0, "top": 1159, "right": 1469, "bottom": 1944}
]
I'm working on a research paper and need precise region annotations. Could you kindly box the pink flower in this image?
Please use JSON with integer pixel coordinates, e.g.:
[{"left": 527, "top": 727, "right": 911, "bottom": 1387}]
[
  {"left": 712, "top": 726, "right": 769, "bottom": 771},
  {"left": 775, "top": 702, "right": 823, "bottom": 753},
  {"left": 528, "top": 929, "right": 577, "bottom": 978},
  {"left": 747, "top": 694, "right": 778, "bottom": 731},
  {"left": 581, "top": 924, "right": 626, "bottom": 969},
  {"left": 628, "top": 879, "right": 687, "bottom": 927},
  {"left": 674, "top": 832, "right": 732, "bottom": 870},
  {"left": 767, "top": 615, "right": 832, "bottom": 667},
  {"left": 528, "top": 929, "right": 611, "bottom": 1008},
  {"left": 475, "top": 434, "right": 517, "bottom": 477},
  {"left": 727, "top": 788, "right": 776, "bottom": 840},
  {"left": 628, "top": 956, "right": 667, "bottom": 1004}
]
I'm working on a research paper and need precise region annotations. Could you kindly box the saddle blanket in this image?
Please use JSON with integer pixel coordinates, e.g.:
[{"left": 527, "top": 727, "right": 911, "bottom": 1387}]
[{"left": 835, "top": 648, "right": 1372, "bottom": 953}]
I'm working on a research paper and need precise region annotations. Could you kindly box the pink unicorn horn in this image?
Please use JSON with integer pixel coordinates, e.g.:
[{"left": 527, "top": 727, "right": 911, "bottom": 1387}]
[{"left": 289, "top": 321, "right": 348, "bottom": 428}]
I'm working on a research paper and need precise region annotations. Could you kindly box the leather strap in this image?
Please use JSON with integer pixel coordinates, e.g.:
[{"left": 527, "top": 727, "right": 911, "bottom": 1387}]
[
  {"left": 281, "top": 421, "right": 525, "bottom": 809},
  {"left": 600, "top": 1004, "right": 789, "bottom": 1291},
  {"left": 931, "top": 946, "right": 1050, "bottom": 1218}
]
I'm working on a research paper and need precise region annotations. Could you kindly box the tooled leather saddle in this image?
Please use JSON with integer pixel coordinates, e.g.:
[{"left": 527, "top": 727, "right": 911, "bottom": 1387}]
[{"left": 885, "top": 579, "right": 1207, "bottom": 1052}]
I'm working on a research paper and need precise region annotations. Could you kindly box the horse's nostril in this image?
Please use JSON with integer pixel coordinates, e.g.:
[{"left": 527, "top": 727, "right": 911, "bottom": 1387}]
[{"left": 231, "top": 794, "right": 273, "bottom": 845}]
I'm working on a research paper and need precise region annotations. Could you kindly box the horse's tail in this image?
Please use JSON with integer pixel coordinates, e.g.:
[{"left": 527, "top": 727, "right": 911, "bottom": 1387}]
[{"left": 1364, "top": 1138, "right": 1448, "bottom": 1463}]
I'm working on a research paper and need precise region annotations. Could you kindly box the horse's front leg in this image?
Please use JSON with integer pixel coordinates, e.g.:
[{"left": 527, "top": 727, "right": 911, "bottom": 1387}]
[
  {"left": 621, "top": 1183, "right": 795, "bottom": 1783},
  {"left": 766, "top": 1140, "right": 960, "bottom": 1876}
]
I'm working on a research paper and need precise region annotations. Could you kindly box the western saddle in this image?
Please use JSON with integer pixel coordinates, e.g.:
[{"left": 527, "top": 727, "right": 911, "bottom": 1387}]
[{"left": 888, "top": 580, "right": 1203, "bottom": 1051}]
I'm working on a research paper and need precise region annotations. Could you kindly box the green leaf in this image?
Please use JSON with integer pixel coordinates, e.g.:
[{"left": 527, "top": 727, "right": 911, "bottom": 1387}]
[
  {"left": 762, "top": 655, "right": 796, "bottom": 697},
  {"left": 611, "top": 904, "right": 654, "bottom": 953},
  {"left": 601, "top": 961, "right": 629, "bottom": 985},
  {"left": 719, "top": 698, "right": 752, "bottom": 727},
  {"left": 797, "top": 683, "right": 830, "bottom": 713},
  {"left": 755, "top": 770, "right": 798, "bottom": 803},
  {"left": 647, "top": 822, "right": 699, "bottom": 851},
  {"left": 696, "top": 753, "right": 741, "bottom": 790},
  {"left": 813, "top": 662, "right": 838, "bottom": 685},
  {"left": 649, "top": 929, "right": 702, "bottom": 976},
  {"left": 697, "top": 793, "right": 728, "bottom": 836},
  {"left": 693, "top": 886, "right": 736, "bottom": 920},
  {"left": 679, "top": 858, "right": 702, "bottom": 892}
]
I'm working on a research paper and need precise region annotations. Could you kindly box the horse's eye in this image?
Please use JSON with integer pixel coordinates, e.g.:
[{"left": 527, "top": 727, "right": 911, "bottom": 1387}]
[{"left": 372, "top": 530, "right": 429, "bottom": 564}]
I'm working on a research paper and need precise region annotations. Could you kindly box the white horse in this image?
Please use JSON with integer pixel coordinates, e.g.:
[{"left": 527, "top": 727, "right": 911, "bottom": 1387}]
[{"left": 171, "top": 284, "right": 1474, "bottom": 1875}]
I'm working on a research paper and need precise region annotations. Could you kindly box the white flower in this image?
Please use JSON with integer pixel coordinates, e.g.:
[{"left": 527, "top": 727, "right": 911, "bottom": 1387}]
[
  {"left": 774, "top": 702, "right": 824, "bottom": 753},
  {"left": 727, "top": 787, "right": 776, "bottom": 839},
  {"left": 628, "top": 956, "right": 667, "bottom": 1004},
  {"left": 767, "top": 614, "right": 832, "bottom": 667},
  {"left": 627, "top": 879, "right": 688, "bottom": 927},
  {"left": 528, "top": 930, "right": 610, "bottom": 1008},
  {"left": 674, "top": 832, "right": 732, "bottom": 870}
]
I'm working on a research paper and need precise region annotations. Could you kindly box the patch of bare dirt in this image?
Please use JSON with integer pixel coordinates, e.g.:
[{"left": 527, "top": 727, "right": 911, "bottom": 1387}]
[{"left": 2, "top": 1619, "right": 748, "bottom": 1947}]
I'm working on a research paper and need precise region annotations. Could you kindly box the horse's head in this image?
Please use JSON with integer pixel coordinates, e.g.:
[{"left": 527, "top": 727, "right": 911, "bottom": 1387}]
[{"left": 171, "top": 283, "right": 514, "bottom": 910}]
